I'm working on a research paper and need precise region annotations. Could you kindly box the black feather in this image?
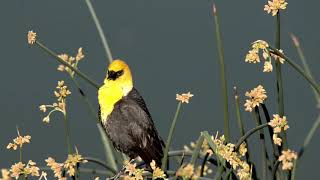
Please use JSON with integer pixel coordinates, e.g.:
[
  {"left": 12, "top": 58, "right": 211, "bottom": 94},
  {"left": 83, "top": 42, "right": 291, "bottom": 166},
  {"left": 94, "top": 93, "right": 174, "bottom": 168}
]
[{"left": 100, "top": 88, "right": 164, "bottom": 167}]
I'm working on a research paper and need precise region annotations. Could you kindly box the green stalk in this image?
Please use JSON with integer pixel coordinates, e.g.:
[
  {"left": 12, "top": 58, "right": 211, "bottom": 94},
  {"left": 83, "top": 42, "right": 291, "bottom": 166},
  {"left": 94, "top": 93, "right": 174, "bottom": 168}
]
[
  {"left": 35, "top": 41, "right": 100, "bottom": 89},
  {"left": 268, "top": 47, "right": 320, "bottom": 96},
  {"left": 84, "top": 0, "right": 113, "bottom": 64},
  {"left": 253, "top": 107, "right": 268, "bottom": 180},
  {"left": 162, "top": 102, "right": 182, "bottom": 170},
  {"left": 290, "top": 159, "right": 297, "bottom": 180},
  {"left": 190, "top": 135, "right": 204, "bottom": 165},
  {"left": 261, "top": 104, "right": 280, "bottom": 160},
  {"left": 63, "top": 112, "right": 72, "bottom": 154},
  {"left": 298, "top": 113, "right": 320, "bottom": 158},
  {"left": 275, "top": 12, "right": 287, "bottom": 149},
  {"left": 233, "top": 87, "right": 257, "bottom": 178},
  {"left": 19, "top": 147, "right": 22, "bottom": 162},
  {"left": 235, "top": 123, "right": 268, "bottom": 150},
  {"left": 233, "top": 87, "right": 245, "bottom": 137},
  {"left": 213, "top": 3, "right": 230, "bottom": 142},
  {"left": 290, "top": 33, "right": 320, "bottom": 106},
  {"left": 69, "top": 77, "right": 118, "bottom": 172},
  {"left": 84, "top": 157, "right": 117, "bottom": 174},
  {"left": 271, "top": 160, "right": 280, "bottom": 179}
]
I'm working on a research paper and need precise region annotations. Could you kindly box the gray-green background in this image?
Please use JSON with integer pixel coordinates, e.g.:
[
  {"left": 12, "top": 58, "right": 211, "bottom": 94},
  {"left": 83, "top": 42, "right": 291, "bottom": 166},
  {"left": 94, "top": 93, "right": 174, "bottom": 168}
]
[{"left": 1, "top": 0, "right": 319, "bottom": 179}]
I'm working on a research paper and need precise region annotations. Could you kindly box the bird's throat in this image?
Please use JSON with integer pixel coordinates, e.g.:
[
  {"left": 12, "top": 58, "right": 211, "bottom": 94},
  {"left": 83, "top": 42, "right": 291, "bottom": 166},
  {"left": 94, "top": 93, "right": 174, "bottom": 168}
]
[{"left": 98, "top": 82, "right": 132, "bottom": 123}]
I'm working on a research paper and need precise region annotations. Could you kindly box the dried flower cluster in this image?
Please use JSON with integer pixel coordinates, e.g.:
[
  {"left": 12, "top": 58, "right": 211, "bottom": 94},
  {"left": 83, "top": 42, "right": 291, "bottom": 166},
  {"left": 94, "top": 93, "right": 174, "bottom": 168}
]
[
  {"left": 27, "top": 30, "right": 37, "bottom": 45},
  {"left": 176, "top": 92, "right": 194, "bottom": 103},
  {"left": 264, "top": 0, "right": 288, "bottom": 16},
  {"left": 244, "top": 85, "right": 267, "bottom": 112},
  {"left": 57, "top": 48, "right": 85, "bottom": 76},
  {"left": 278, "top": 149, "right": 297, "bottom": 170},
  {"left": 211, "top": 134, "right": 251, "bottom": 180},
  {"left": 150, "top": 160, "right": 167, "bottom": 179},
  {"left": 46, "top": 153, "right": 87, "bottom": 179},
  {"left": 9, "top": 160, "right": 40, "bottom": 179},
  {"left": 7, "top": 131, "right": 31, "bottom": 151},
  {"left": 184, "top": 134, "right": 250, "bottom": 180},
  {"left": 122, "top": 161, "right": 144, "bottom": 180},
  {"left": 268, "top": 114, "right": 289, "bottom": 146},
  {"left": 176, "top": 164, "right": 197, "bottom": 180},
  {"left": 0, "top": 169, "right": 11, "bottom": 180},
  {"left": 39, "top": 80, "right": 71, "bottom": 123},
  {"left": 245, "top": 40, "right": 285, "bottom": 72}
]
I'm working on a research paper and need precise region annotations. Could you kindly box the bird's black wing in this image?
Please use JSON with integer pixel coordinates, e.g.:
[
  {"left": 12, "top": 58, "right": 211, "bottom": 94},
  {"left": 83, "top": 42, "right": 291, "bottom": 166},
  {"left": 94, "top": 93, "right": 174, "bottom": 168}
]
[{"left": 117, "top": 97, "right": 164, "bottom": 166}]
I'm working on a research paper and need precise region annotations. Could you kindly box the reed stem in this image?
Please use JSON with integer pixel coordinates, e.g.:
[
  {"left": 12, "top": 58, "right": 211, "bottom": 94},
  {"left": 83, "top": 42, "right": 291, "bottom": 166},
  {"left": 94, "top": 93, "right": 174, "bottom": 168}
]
[{"left": 213, "top": 3, "right": 230, "bottom": 141}]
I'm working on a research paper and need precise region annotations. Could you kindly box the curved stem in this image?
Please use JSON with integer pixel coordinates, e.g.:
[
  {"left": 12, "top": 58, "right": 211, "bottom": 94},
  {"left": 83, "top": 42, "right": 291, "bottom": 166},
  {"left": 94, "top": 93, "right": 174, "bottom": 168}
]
[
  {"left": 84, "top": 157, "right": 117, "bottom": 174},
  {"left": 200, "top": 153, "right": 210, "bottom": 177},
  {"left": 268, "top": 47, "right": 320, "bottom": 96},
  {"left": 235, "top": 123, "right": 269, "bottom": 150},
  {"left": 162, "top": 102, "right": 182, "bottom": 170},
  {"left": 35, "top": 41, "right": 100, "bottom": 89}
]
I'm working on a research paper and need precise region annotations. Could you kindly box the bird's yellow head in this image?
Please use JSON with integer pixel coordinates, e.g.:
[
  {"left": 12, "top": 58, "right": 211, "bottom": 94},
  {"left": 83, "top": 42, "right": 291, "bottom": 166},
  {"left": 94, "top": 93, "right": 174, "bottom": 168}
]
[{"left": 98, "top": 59, "right": 133, "bottom": 122}]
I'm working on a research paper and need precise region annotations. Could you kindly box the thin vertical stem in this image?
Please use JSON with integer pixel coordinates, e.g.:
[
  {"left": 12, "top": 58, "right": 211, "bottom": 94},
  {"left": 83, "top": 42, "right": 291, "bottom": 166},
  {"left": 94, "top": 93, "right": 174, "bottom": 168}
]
[
  {"left": 213, "top": 3, "right": 230, "bottom": 142},
  {"left": 261, "top": 104, "right": 280, "bottom": 160},
  {"left": 190, "top": 135, "right": 204, "bottom": 166},
  {"left": 63, "top": 112, "right": 72, "bottom": 154},
  {"left": 19, "top": 147, "right": 22, "bottom": 162},
  {"left": 275, "top": 12, "right": 287, "bottom": 149},
  {"left": 233, "top": 87, "right": 258, "bottom": 178},
  {"left": 162, "top": 102, "right": 182, "bottom": 170},
  {"left": 254, "top": 107, "right": 268, "bottom": 180},
  {"left": 84, "top": 0, "right": 113, "bottom": 63}
]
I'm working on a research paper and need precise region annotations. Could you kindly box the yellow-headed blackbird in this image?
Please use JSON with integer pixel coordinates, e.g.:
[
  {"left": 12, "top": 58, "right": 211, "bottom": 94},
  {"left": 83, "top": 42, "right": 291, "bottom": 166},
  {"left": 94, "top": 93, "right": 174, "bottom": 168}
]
[{"left": 98, "top": 60, "right": 164, "bottom": 166}]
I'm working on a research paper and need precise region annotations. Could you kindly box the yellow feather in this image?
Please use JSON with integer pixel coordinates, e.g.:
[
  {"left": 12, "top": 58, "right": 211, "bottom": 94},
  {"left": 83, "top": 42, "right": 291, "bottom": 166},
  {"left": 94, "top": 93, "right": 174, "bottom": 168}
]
[{"left": 98, "top": 59, "right": 133, "bottom": 123}]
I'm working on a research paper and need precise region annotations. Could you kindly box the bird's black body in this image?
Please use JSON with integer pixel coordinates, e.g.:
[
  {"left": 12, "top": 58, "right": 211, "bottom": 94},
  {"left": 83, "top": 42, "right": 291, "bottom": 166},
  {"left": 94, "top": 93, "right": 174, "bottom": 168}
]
[{"left": 100, "top": 88, "right": 164, "bottom": 166}]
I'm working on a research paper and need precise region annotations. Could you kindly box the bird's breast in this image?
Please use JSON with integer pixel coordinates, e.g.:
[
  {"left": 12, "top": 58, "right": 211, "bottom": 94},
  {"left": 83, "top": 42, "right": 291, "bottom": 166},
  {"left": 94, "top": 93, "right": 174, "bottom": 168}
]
[{"left": 98, "top": 84, "right": 123, "bottom": 123}]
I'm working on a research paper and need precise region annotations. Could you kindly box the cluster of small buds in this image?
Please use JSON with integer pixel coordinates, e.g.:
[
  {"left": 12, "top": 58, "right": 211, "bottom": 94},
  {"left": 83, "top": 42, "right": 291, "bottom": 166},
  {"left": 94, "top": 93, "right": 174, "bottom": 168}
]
[
  {"left": 268, "top": 114, "right": 289, "bottom": 146},
  {"left": 176, "top": 164, "right": 197, "bottom": 180},
  {"left": 6, "top": 130, "right": 31, "bottom": 151},
  {"left": 264, "top": 0, "right": 288, "bottom": 16},
  {"left": 57, "top": 47, "right": 85, "bottom": 77},
  {"left": 46, "top": 152, "right": 87, "bottom": 179},
  {"left": 150, "top": 160, "right": 167, "bottom": 179},
  {"left": 212, "top": 134, "right": 251, "bottom": 180},
  {"left": 122, "top": 160, "right": 144, "bottom": 180},
  {"left": 39, "top": 81, "right": 71, "bottom": 123},
  {"left": 245, "top": 40, "right": 285, "bottom": 73},
  {"left": 27, "top": 31, "right": 37, "bottom": 45},
  {"left": 279, "top": 149, "right": 297, "bottom": 170},
  {"left": 176, "top": 92, "right": 194, "bottom": 103},
  {"left": 244, "top": 85, "right": 267, "bottom": 112},
  {"left": 9, "top": 160, "right": 40, "bottom": 179}
]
